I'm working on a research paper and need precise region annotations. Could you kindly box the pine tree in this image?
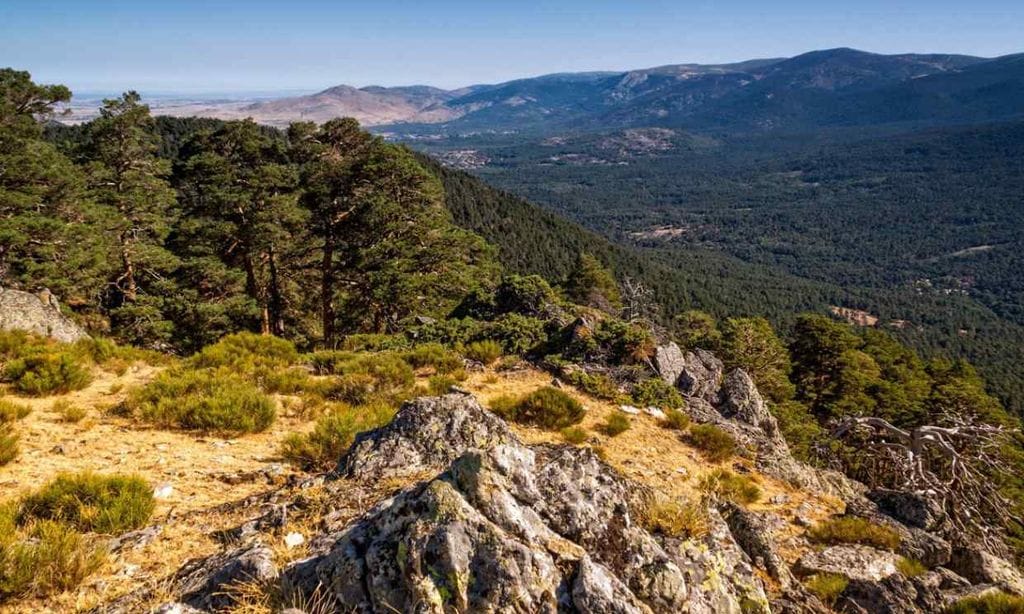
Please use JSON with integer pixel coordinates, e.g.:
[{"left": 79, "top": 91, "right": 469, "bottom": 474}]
[
  {"left": 565, "top": 252, "right": 622, "bottom": 314},
  {"left": 85, "top": 92, "right": 178, "bottom": 344},
  {"left": 178, "top": 120, "right": 303, "bottom": 337}
]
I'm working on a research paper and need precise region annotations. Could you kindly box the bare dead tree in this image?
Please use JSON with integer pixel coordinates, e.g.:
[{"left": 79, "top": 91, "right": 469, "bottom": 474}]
[
  {"left": 833, "top": 415, "right": 1018, "bottom": 555},
  {"left": 621, "top": 277, "right": 657, "bottom": 323}
]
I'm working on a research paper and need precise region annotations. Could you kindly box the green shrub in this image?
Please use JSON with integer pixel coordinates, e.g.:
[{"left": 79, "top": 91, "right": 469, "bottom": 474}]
[
  {"left": 897, "top": 557, "right": 927, "bottom": 578},
  {"left": 804, "top": 573, "right": 848, "bottom": 606},
  {"left": 494, "top": 275, "right": 559, "bottom": 316},
  {"left": 464, "top": 340, "right": 502, "bottom": 365},
  {"left": 52, "top": 399, "right": 86, "bottom": 423},
  {"left": 0, "top": 399, "right": 31, "bottom": 423},
  {"left": 562, "top": 369, "right": 621, "bottom": 401},
  {"left": 0, "top": 515, "right": 107, "bottom": 601},
  {"left": 642, "top": 498, "right": 709, "bottom": 538},
  {"left": 189, "top": 332, "right": 298, "bottom": 371},
  {"left": 663, "top": 408, "right": 691, "bottom": 431},
  {"left": 2, "top": 353, "right": 91, "bottom": 396},
  {"left": 807, "top": 517, "right": 901, "bottom": 551},
  {"left": 281, "top": 403, "right": 395, "bottom": 471},
  {"left": 426, "top": 374, "right": 459, "bottom": 396},
  {"left": 260, "top": 368, "right": 315, "bottom": 394},
  {"left": 0, "top": 330, "right": 36, "bottom": 361},
  {"left": 481, "top": 314, "right": 549, "bottom": 355},
  {"left": 0, "top": 426, "right": 18, "bottom": 466},
  {"left": 947, "top": 592, "right": 1024, "bottom": 613},
  {"left": 324, "top": 373, "right": 377, "bottom": 405},
  {"left": 19, "top": 472, "right": 155, "bottom": 534},
  {"left": 340, "top": 333, "right": 410, "bottom": 352},
  {"left": 688, "top": 423, "right": 737, "bottom": 462},
  {"left": 490, "top": 386, "right": 585, "bottom": 430},
  {"left": 631, "top": 378, "right": 684, "bottom": 409},
  {"left": 600, "top": 412, "right": 631, "bottom": 437},
  {"left": 594, "top": 320, "right": 656, "bottom": 365},
  {"left": 561, "top": 426, "right": 589, "bottom": 444},
  {"left": 307, "top": 350, "right": 357, "bottom": 375},
  {"left": 125, "top": 368, "right": 276, "bottom": 434},
  {"left": 403, "top": 343, "right": 463, "bottom": 374},
  {"left": 698, "top": 469, "right": 762, "bottom": 505}
]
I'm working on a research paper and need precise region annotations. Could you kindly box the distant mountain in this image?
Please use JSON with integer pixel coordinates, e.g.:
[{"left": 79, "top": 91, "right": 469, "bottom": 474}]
[{"left": 134, "top": 48, "right": 1022, "bottom": 132}]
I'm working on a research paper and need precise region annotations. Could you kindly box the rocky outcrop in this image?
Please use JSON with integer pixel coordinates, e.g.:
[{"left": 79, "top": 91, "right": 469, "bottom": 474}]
[
  {"left": 718, "top": 369, "right": 779, "bottom": 438},
  {"left": 867, "top": 489, "right": 945, "bottom": 532},
  {"left": 655, "top": 343, "right": 724, "bottom": 403},
  {"left": 795, "top": 545, "right": 900, "bottom": 583},
  {"left": 174, "top": 541, "right": 277, "bottom": 611},
  {"left": 949, "top": 547, "right": 1024, "bottom": 596},
  {"left": 721, "top": 502, "right": 794, "bottom": 589},
  {"left": 338, "top": 392, "right": 517, "bottom": 480},
  {"left": 282, "top": 393, "right": 768, "bottom": 613},
  {"left": 0, "top": 286, "right": 88, "bottom": 343}
]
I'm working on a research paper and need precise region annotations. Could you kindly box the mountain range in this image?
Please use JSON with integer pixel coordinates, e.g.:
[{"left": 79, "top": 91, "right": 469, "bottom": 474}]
[{"left": 192, "top": 48, "right": 1024, "bottom": 132}]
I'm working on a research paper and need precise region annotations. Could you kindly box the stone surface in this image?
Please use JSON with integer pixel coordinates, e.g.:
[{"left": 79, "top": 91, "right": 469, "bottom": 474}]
[
  {"left": 654, "top": 342, "right": 686, "bottom": 386},
  {"left": 721, "top": 502, "right": 795, "bottom": 589},
  {"left": 338, "top": 392, "right": 518, "bottom": 480},
  {"left": 0, "top": 286, "right": 88, "bottom": 343},
  {"left": 676, "top": 349, "right": 725, "bottom": 403},
  {"left": 868, "top": 488, "right": 945, "bottom": 531},
  {"left": 717, "top": 369, "right": 779, "bottom": 438},
  {"left": 175, "top": 541, "right": 278, "bottom": 611},
  {"left": 795, "top": 545, "right": 900, "bottom": 582},
  {"left": 949, "top": 547, "right": 1024, "bottom": 596},
  {"left": 284, "top": 394, "right": 768, "bottom": 613}
]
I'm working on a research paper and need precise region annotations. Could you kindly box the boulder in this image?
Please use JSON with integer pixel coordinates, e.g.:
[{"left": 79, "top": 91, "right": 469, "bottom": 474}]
[
  {"left": 284, "top": 394, "right": 769, "bottom": 613},
  {"left": 0, "top": 286, "right": 88, "bottom": 343},
  {"left": 717, "top": 369, "right": 779, "bottom": 438},
  {"left": 338, "top": 392, "right": 518, "bottom": 480},
  {"left": 654, "top": 342, "right": 686, "bottom": 386},
  {"left": 721, "top": 502, "right": 795, "bottom": 589},
  {"left": 175, "top": 541, "right": 277, "bottom": 611},
  {"left": 677, "top": 349, "right": 725, "bottom": 403},
  {"left": 795, "top": 545, "right": 900, "bottom": 582},
  {"left": 868, "top": 488, "right": 945, "bottom": 531},
  {"left": 949, "top": 547, "right": 1024, "bottom": 596}
]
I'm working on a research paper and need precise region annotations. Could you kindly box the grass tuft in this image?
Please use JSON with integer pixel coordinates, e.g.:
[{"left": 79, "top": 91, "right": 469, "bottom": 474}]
[
  {"left": 804, "top": 573, "right": 848, "bottom": 606},
  {"left": 946, "top": 592, "right": 1024, "bottom": 613},
  {"left": 281, "top": 403, "right": 395, "bottom": 471},
  {"left": 489, "top": 386, "right": 585, "bottom": 430},
  {"left": 463, "top": 340, "right": 502, "bottom": 365},
  {"left": 688, "top": 423, "right": 737, "bottom": 462},
  {"left": 19, "top": 471, "right": 155, "bottom": 534},
  {"left": 560, "top": 426, "right": 589, "bottom": 444},
  {"left": 600, "top": 412, "right": 631, "bottom": 437},
  {"left": 807, "top": 516, "right": 901, "bottom": 551},
  {"left": 642, "top": 498, "right": 709, "bottom": 538},
  {"left": 698, "top": 468, "right": 762, "bottom": 505}
]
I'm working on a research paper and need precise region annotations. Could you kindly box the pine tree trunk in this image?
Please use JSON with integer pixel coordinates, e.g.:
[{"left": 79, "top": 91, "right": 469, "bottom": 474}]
[
  {"left": 268, "top": 243, "right": 286, "bottom": 336},
  {"left": 321, "top": 233, "right": 336, "bottom": 347},
  {"left": 119, "top": 232, "right": 137, "bottom": 302}
]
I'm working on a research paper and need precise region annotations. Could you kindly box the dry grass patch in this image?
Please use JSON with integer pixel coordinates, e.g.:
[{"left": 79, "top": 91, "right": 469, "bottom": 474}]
[{"left": 807, "top": 516, "right": 901, "bottom": 551}]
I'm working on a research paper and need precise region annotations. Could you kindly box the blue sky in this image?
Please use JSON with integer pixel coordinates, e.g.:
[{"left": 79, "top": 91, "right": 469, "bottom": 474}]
[{"left": 2, "top": 0, "right": 1022, "bottom": 94}]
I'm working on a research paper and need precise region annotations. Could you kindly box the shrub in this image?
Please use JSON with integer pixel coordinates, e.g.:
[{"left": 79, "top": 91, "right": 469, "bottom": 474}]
[
  {"left": 804, "top": 573, "right": 848, "bottom": 606},
  {"left": 403, "top": 343, "right": 463, "bottom": 374},
  {"left": 52, "top": 399, "right": 86, "bottom": 423},
  {"left": 642, "top": 498, "right": 709, "bottom": 538},
  {"left": 260, "top": 368, "right": 315, "bottom": 395},
  {"left": 427, "top": 374, "right": 460, "bottom": 395},
  {"left": 947, "top": 592, "right": 1024, "bottom": 614},
  {"left": 562, "top": 369, "right": 621, "bottom": 401},
  {"left": 464, "top": 340, "right": 502, "bottom": 365},
  {"left": 0, "top": 426, "right": 18, "bottom": 466},
  {"left": 594, "top": 320, "right": 656, "bottom": 365},
  {"left": 307, "top": 350, "right": 357, "bottom": 375},
  {"left": 631, "top": 378, "right": 684, "bottom": 409},
  {"left": 189, "top": 332, "right": 298, "bottom": 371},
  {"left": 698, "top": 469, "right": 762, "bottom": 505},
  {"left": 688, "top": 423, "right": 737, "bottom": 462},
  {"left": 494, "top": 275, "right": 559, "bottom": 316},
  {"left": 125, "top": 368, "right": 276, "bottom": 434},
  {"left": 807, "top": 517, "right": 901, "bottom": 551},
  {"left": 600, "top": 413, "right": 631, "bottom": 437},
  {"left": 0, "top": 399, "right": 30, "bottom": 423},
  {"left": 335, "top": 353, "right": 415, "bottom": 393},
  {"left": 281, "top": 403, "right": 395, "bottom": 471},
  {"left": 897, "top": 557, "right": 928, "bottom": 578},
  {"left": 2, "top": 353, "right": 91, "bottom": 396},
  {"left": 340, "top": 333, "right": 410, "bottom": 352},
  {"left": 561, "top": 426, "right": 588, "bottom": 444},
  {"left": 19, "top": 472, "right": 155, "bottom": 534},
  {"left": 0, "top": 516, "right": 107, "bottom": 601},
  {"left": 663, "top": 408, "right": 691, "bottom": 431},
  {"left": 481, "top": 314, "right": 549, "bottom": 355},
  {"left": 490, "top": 387, "right": 585, "bottom": 430}
]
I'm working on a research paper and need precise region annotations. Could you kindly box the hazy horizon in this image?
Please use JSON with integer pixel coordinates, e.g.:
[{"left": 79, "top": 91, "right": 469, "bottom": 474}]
[{"left": 3, "top": 0, "right": 1023, "bottom": 94}]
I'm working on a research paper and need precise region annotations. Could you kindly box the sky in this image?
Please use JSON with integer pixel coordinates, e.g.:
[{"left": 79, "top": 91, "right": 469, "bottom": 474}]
[{"left": 2, "top": 0, "right": 1023, "bottom": 94}]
